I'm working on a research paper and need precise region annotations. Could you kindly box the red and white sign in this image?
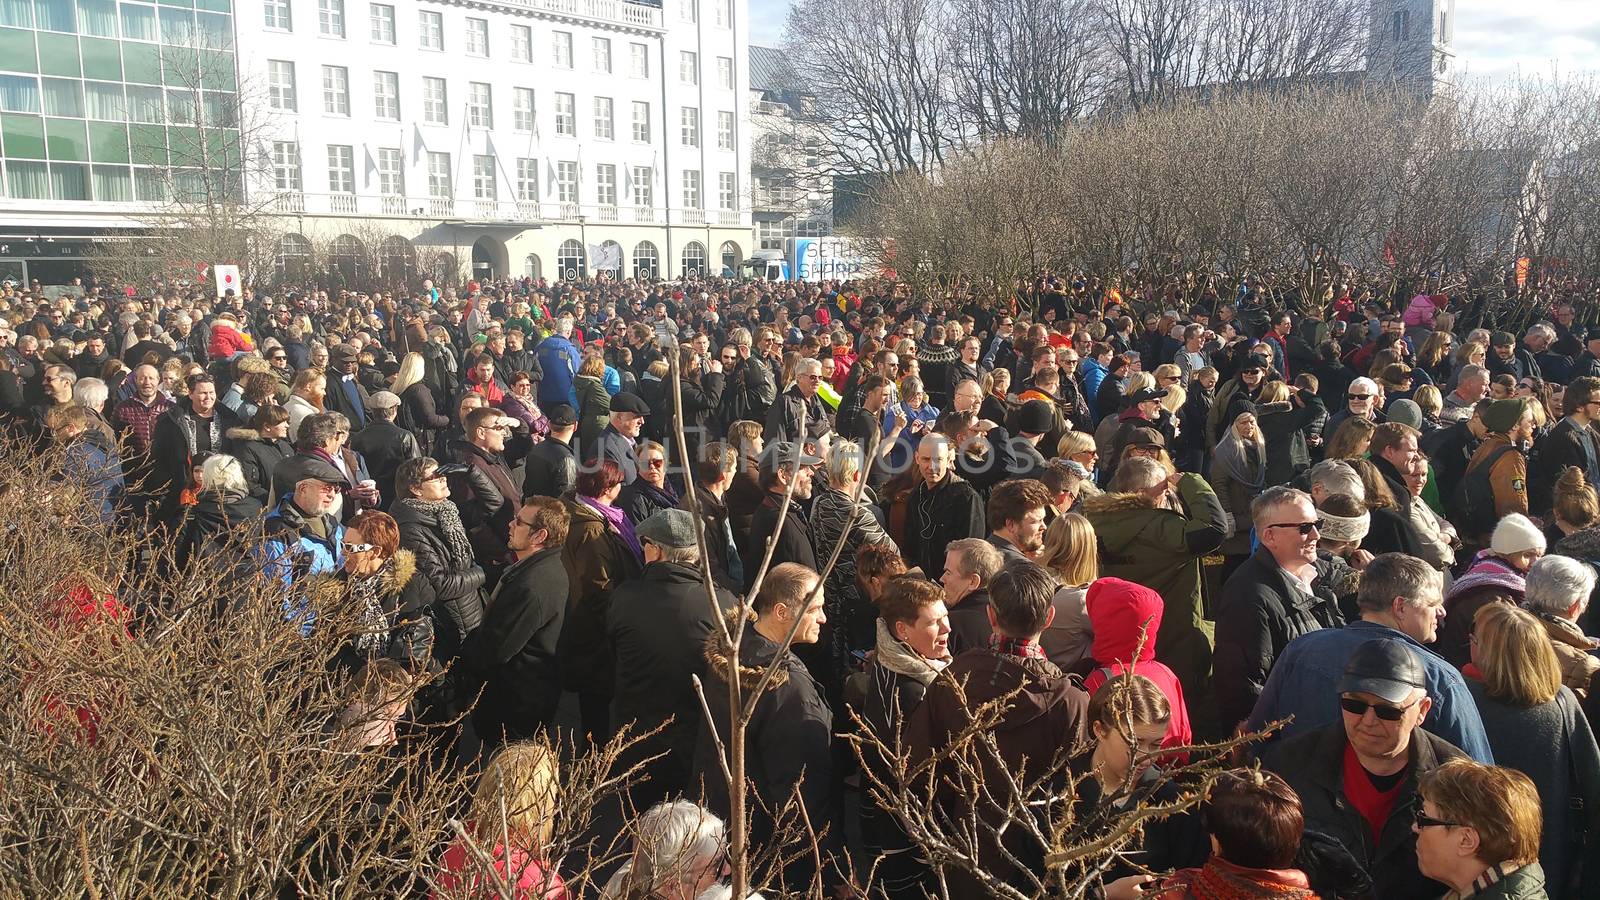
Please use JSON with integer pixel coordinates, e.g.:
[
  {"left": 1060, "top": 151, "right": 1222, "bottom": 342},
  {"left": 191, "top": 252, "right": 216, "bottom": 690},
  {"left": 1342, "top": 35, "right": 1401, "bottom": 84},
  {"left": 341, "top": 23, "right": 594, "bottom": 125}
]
[{"left": 213, "top": 264, "right": 240, "bottom": 298}]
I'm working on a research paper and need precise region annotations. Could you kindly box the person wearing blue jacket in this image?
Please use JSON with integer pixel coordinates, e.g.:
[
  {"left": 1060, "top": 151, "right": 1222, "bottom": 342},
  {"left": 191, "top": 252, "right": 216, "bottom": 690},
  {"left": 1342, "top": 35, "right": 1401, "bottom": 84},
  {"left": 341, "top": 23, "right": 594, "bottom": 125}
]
[
  {"left": 536, "top": 316, "right": 581, "bottom": 408},
  {"left": 1080, "top": 348, "right": 1110, "bottom": 421},
  {"left": 259, "top": 459, "right": 346, "bottom": 634},
  {"left": 1246, "top": 552, "right": 1494, "bottom": 763}
]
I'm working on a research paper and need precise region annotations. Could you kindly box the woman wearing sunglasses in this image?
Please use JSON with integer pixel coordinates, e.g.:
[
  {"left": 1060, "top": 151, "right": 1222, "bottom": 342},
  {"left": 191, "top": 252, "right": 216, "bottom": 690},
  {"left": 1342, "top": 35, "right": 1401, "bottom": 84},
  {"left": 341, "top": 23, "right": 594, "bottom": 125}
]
[{"left": 329, "top": 509, "right": 435, "bottom": 674}]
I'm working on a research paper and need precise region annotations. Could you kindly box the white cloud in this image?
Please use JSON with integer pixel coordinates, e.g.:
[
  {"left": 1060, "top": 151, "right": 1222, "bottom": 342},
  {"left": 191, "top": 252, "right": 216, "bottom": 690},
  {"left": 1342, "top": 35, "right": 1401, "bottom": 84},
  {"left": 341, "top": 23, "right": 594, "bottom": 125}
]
[{"left": 1451, "top": 0, "right": 1600, "bottom": 79}]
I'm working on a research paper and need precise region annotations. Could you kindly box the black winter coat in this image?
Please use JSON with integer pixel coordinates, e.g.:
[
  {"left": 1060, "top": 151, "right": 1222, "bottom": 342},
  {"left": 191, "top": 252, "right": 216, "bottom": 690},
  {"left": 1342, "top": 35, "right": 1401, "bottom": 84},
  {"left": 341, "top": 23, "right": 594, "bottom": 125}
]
[
  {"left": 1533, "top": 416, "right": 1600, "bottom": 515},
  {"left": 743, "top": 490, "right": 818, "bottom": 592},
  {"left": 1263, "top": 724, "right": 1464, "bottom": 900},
  {"left": 900, "top": 474, "right": 986, "bottom": 578},
  {"left": 522, "top": 435, "right": 577, "bottom": 500},
  {"left": 177, "top": 491, "right": 264, "bottom": 569},
  {"left": 447, "top": 439, "right": 522, "bottom": 566},
  {"left": 399, "top": 381, "right": 450, "bottom": 454},
  {"left": 695, "top": 622, "right": 840, "bottom": 892},
  {"left": 608, "top": 561, "right": 736, "bottom": 801},
  {"left": 223, "top": 427, "right": 293, "bottom": 506},
  {"left": 617, "top": 478, "right": 677, "bottom": 527},
  {"left": 348, "top": 419, "right": 419, "bottom": 510},
  {"left": 390, "top": 500, "right": 487, "bottom": 660},
  {"left": 463, "top": 546, "right": 568, "bottom": 740},
  {"left": 1211, "top": 547, "right": 1343, "bottom": 730},
  {"left": 1257, "top": 394, "right": 1327, "bottom": 488}
]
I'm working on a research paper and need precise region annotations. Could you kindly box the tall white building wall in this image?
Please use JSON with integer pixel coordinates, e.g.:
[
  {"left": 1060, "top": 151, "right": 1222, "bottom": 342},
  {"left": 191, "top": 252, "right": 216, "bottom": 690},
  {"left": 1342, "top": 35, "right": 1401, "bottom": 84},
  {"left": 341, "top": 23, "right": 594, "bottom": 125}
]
[{"left": 240, "top": 0, "right": 751, "bottom": 282}]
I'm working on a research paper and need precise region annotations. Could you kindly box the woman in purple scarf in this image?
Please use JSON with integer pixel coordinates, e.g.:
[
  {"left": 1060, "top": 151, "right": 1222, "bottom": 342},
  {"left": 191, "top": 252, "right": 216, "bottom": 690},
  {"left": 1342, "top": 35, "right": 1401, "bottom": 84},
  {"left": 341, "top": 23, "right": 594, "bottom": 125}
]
[{"left": 560, "top": 458, "right": 644, "bottom": 741}]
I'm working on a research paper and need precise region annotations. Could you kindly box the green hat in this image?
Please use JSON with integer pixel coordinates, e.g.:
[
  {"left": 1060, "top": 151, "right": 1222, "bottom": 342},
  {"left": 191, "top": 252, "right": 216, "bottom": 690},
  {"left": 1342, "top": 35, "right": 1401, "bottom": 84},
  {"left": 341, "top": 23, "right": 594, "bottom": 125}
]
[{"left": 1479, "top": 397, "right": 1527, "bottom": 434}]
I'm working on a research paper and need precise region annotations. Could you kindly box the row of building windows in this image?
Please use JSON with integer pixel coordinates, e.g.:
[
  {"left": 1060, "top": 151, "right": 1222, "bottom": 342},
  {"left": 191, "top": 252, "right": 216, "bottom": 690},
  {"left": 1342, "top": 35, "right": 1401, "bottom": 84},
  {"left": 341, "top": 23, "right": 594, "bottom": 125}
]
[
  {"left": 756, "top": 216, "right": 831, "bottom": 249},
  {"left": 269, "top": 142, "right": 740, "bottom": 210},
  {"left": 0, "top": 0, "right": 232, "bottom": 42},
  {"left": 272, "top": 238, "right": 734, "bottom": 283},
  {"left": 263, "top": 0, "right": 735, "bottom": 89},
  {"left": 0, "top": 157, "right": 222, "bottom": 201},
  {"left": 264, "top": 63, "right": 736, "bottom": 150}
]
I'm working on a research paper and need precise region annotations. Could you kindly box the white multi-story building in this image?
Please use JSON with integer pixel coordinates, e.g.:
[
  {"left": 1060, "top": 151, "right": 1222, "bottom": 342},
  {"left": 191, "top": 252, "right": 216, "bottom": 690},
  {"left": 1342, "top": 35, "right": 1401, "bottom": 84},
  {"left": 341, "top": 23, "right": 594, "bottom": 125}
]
[
  {"left": 748, "top": 44, "right": 831, "bottom": 253},
  {"left": 245, "top": 0, "right": 752, "bottom": 284}
]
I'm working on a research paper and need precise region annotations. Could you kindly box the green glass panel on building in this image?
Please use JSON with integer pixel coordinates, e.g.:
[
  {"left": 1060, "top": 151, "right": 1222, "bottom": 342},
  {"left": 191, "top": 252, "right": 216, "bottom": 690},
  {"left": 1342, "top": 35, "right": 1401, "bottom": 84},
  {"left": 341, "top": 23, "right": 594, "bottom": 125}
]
[
  {"left": 166, "top": 122, "right": 197, "bottom": 163},
  {"left": 35, "top": 31, "right": 79, "bottom": 77},
  {"left": 157, "top": 0, "right": 192, "bottom": 7},
  {"left": 161, "top": 44, "right": 196, "bottom": 85},
  {"left": 199, "top": 48, "right": 232, "bottom": 91},
  {"left": 2, "top": 113, "right": 45, "bottom": 158},
  {"left": 122, "top": 42, "right": 159, "bottom": 83},
  {"left": 79, "top": 36, "right": 120, "bottom": 79},
  {"left": 0, "top": 28, "right": 36, "bottom": 73},
  {"left": 193, "top": 0, "right": 226, "bottom": 12},
  {"left": 87, "top": 119, "right": 124, "bottom": 161},
  {"left": 44, "top": 116, "right": 86, "bottom": 160},
  {"left": 127, "top": 120, "right": 162, "bottom": 163}
]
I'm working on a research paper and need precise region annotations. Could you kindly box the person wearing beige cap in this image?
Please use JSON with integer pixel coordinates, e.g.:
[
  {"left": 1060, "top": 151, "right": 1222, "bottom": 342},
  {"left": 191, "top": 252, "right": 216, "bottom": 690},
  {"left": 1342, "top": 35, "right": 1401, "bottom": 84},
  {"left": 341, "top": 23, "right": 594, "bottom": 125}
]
[
  {"left": 1436, "top": 513, "right": 1545, "bottom": 669},
  {"left": 348, "top": 390, "right": 418, "bottom": 510}
]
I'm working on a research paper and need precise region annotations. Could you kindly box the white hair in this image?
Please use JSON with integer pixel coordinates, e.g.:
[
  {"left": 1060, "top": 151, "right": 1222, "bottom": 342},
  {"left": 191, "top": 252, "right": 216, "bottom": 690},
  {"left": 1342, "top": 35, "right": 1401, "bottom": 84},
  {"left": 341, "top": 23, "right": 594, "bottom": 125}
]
[
  {"left": 1457, "top": 363, "right": 1488, "bottom": 384},
  {"left": 72, "top": 377, "right": 107, "bottom": 410},
  {"left": 626, "top": 801, "right": 726, "bottom": 897},
  {"left": 556, "top": 316, "right": 574, "bottom": 337},
  {"left": 1348, "top": 376, "right": 1379, "bottom": 395},
  {"left": 1524, "top": 555, "right": 1597, "bottom": 617},
  {"left": 1308, "top": 459, "right": 1365, "bottom": 502},
  {"left": 201, "top": 454, "right": 248, "bottom": 496}
]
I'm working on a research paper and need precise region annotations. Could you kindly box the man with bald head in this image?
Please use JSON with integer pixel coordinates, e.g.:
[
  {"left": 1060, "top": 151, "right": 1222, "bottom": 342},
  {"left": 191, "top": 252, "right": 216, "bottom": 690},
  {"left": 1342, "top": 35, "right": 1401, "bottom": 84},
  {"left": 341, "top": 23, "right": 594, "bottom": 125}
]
[{"left": 112, "top": 364, "right": 172, "bottom": 457}]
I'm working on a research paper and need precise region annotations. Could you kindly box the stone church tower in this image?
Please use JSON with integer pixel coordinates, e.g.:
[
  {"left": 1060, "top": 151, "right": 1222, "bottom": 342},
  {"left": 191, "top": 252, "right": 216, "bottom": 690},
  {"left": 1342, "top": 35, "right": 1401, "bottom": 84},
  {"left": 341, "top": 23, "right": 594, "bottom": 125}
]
[{"left": 1366, "top": 0, "right": 1459, "bottom": 95}]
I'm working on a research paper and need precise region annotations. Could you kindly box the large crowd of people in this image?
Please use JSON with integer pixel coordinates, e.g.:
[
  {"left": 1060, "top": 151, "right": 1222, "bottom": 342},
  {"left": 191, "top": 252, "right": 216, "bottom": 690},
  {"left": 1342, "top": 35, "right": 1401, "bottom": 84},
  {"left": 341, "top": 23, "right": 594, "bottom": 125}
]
[{"left": 8, "top": 271, "right": 1600, "bottom": 899}]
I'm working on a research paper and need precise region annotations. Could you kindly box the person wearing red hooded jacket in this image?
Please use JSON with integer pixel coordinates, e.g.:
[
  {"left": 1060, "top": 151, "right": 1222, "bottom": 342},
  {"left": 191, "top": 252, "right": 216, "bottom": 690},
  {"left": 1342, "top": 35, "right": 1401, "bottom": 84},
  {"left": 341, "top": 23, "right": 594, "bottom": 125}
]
[{"left": 1082, "top": 577, "right": 1194, "bottom": 756}]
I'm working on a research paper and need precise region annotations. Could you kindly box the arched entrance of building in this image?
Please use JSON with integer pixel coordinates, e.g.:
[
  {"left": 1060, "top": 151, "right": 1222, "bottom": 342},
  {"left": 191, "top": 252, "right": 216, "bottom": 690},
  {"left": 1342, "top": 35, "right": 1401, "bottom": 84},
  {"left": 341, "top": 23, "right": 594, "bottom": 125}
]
[{"left": 471, "top": 235, "right": 509, "bottom": 280}]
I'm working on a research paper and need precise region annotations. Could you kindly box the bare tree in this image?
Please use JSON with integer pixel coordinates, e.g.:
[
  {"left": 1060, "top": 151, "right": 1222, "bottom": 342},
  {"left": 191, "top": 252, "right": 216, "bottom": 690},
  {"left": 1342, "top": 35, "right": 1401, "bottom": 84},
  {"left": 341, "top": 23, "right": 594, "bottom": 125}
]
[
  {"left": 784, "top": 0, "right": 958, "bottom": 178},
  {"left": 946, "top": 0, "right": 1111, "bottom": 141}
]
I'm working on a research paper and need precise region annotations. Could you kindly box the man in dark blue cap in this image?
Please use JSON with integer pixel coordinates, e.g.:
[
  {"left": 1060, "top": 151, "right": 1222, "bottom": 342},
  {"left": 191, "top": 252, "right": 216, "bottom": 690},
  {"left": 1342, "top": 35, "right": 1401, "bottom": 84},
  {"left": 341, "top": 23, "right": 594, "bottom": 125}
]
[
  {"left": 1263, "top": 638, "right": 1467, "bottom": 900},
  {"left": 523, "top": 403, "right": 578, "bottom": 499}
]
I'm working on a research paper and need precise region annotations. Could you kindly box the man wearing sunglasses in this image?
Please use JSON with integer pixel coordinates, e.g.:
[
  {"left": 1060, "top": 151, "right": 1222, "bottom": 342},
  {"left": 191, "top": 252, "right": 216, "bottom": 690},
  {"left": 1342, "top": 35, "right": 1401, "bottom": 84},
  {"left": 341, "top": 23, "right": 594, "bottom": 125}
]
[
  {"left": 1246, "top": 553, "right": 1493, "bottom": 763},
  {"left": 1263, "top": 638, "right": 1468, "bottom": 900},
  {"left": 447, "top": 406, "right": 525, "bottom": 579},
  {"left": 1212, "top": 487, "right": 1343, "bottom": 732}
]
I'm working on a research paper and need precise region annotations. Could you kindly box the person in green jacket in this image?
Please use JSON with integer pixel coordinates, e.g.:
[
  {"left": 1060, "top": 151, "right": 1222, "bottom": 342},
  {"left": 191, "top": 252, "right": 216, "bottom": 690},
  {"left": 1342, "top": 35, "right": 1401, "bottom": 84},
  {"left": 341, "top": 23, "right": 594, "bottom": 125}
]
[{"left": 1082, "top": 456, "right": 1226, "bottom": 704}]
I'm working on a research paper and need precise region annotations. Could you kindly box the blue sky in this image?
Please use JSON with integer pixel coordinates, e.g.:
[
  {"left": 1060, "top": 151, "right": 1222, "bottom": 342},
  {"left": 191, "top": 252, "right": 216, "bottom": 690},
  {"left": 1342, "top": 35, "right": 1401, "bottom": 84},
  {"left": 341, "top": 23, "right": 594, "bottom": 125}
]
[{"left": 748, "top": 0, "right": 1600, "bottom": 78}]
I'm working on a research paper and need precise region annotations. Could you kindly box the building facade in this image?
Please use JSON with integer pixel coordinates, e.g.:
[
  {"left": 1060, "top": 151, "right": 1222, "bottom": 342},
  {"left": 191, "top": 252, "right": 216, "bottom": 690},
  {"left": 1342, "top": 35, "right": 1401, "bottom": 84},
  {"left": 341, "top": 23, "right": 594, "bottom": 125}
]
[
  {"left": 0, "top": 0, "right": 751, "bottom": 287},
  {"left": 748, "top": 44, "right": 830, "bottom": 253},
  {"left": 0, "top": 0, "right": 242, "bottom": 284},
  {"left": 244, "top": 0, "right": 752, "bottom": 284}
]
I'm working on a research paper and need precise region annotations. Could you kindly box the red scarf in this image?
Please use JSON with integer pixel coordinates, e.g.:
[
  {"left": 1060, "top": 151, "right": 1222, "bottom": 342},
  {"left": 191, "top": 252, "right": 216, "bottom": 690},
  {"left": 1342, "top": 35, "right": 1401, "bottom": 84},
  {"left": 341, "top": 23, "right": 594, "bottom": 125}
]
[{"left": 1178, "top": 857, "right": 1318, "bottom": 899}]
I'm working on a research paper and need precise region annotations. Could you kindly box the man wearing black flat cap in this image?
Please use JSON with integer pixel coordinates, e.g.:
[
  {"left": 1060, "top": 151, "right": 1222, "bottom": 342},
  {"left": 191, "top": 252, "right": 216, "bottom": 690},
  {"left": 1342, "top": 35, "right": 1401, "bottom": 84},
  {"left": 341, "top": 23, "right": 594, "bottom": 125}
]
[
  {"left": 523, "top": 403, "right": 578, "bottom": 500},
  {"left": 322, "top": 343, "right": 372, "bottom": 428},
  {"left": 1264, "top": 639, "right": 1466, "bottom": 900},
  {"left": 588, "top": 391, "right": 649, "bottom": 484},
  {"left": 607, "top": 507, "right": 737, "bottom": 806},
  {"left": 259, "top": 456, "right": 348, "bottom": 598}
]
